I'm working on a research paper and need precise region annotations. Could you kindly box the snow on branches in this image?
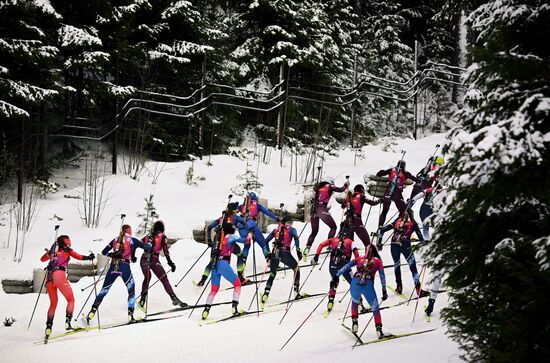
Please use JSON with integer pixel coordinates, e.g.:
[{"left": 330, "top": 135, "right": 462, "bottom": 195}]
[
  {"left": 0, "top": 100, "right": 29, "bottom": 118},
  {"left": 1, "top": 78, "right": 58, "bottom": 103},
  {"left": 58, "top": 24, "right": 102, "bottom": 48}
]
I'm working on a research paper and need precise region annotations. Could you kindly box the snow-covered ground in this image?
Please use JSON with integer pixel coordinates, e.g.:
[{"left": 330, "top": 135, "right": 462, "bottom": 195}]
[{"left": 0, "top": 133, "right": 462, "bottom": 362}]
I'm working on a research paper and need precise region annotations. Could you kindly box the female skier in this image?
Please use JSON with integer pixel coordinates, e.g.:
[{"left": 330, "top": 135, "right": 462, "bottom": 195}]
[{"left": 41, "top": 235, "right": 94, "bottom": 337}]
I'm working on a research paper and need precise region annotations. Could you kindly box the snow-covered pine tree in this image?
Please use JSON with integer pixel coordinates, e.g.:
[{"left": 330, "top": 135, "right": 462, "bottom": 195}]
[
  {"left": 0, "top": 0, "right": 59, "bottom": 120},
  {"left": 425, "top": 1, "right": 550, "bottom": 361},
  {"left": 0, "top": 0, "right": 60, "bottom": 184},
  {"left": 357, "top": 0, "right": 415, "bottom": 136},
  {"left": 50, "top": 0, "right": 110, "bottom": 122},
  {"left": 230, "top": 0, "right": 350, "bottom": 148},
  {"left": 94, "top": 0, "right": 141, "bottom": 101}
]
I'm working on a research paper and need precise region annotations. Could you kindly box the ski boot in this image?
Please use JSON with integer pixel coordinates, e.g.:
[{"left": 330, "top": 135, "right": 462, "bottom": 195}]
[
  {"left": 425, "top": 298, "right": 435, "bottom": 317},
  {"left": 197, "top": 275, "right": 208, "bottom": 287},
  {"left": 418, "top": 289, "right": 430, "bottom": 298},
  {"left": 351, "top": 318, "right": 358, "bottom": 333},
  {"left": 415, "top": 281, "right": 429, "bottom": 297},
  {"left": 65, "top": 314, "right": 74, "bottom": 331},
  {"left": 396, "top": 280, "right": 403, "bottom": 295},
  {"left": 128, "top": 307, "right": 137, "bottom": 323},
  {"left": 238, "top": 271, "right": 251, "bottom": 285},
  {"left": 375, "top": 323, "right": 386, "bottom": 339},
  {"left": 86, "top": 308, "right": 96, "bottom": 324},
  {"left": 138, "top": 294, "right": 147, "bottom": 312},
  {"left": 375, "top": 231, "right": 383, "bottom": 251},
  {"left": 260, "top": 288, "right": 270, "bottom": 308},
  {"left": 202, "top": 305, "right": 211, "bottom": 320},
  {"left": 302, "top": 246, "right": 310, "bottom": 261},
  {"left": 231, "top": 300, "right": 240, "bottom": 316},
  {"left": 170, "top": 294, "right": 188, "bottom": 308},
  {"left": 45, "top": 320, "right": 53, "bottom": 339},
  {"left": 327, "top": 295, "right": 335, "bottom": 312}
]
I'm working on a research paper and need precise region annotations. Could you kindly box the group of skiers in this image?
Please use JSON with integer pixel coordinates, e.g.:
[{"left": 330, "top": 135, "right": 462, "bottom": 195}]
[{"left": 39, "top": 148, "right": 445, "bottom": 341}]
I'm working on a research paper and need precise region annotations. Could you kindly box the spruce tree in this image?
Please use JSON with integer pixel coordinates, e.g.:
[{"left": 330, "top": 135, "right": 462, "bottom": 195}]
[
  {"left": 0, "top": 0, "right": 59, "bottom": 119},
  {"left": 424, "top": 1, "right": 550, "bottom": 361}
]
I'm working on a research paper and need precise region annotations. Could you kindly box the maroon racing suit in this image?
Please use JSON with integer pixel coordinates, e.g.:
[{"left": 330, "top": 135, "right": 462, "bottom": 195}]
[
  {"left": 136, "top": 231, "right": 177, "bottom": 302},
  {"left": 306, "top": 181, "right": 349, "bottom": 249},
  {"left": 345, "top": 192, "right": 382, "bottom": 247},
  {"left": 376, "top": 168, "right": 419, "bottom": 228}
]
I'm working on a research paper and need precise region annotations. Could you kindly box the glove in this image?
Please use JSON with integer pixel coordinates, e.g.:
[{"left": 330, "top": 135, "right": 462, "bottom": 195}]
[
  {"left": 83, "top": 252, "right": 95, "bottom": 261},
  {"left": 340, "top": 202, "right": 346, "bottom": 209},
  {"left": 275, "top": 217, "right": 280, "bottom": 223},
  {"left": 377, "top": 198, "right": 383, "bottom": 204},
  {"left": 168, "top": 261, "right": 176, "bottom": 272},
  {"left": 131, "top": 256, "right": 137, "bottom": 263},
  {"left": 107, "top": 251, "right": 123, "bottom": 259},
  {"left": 382, "top": 289, "right": 388, "bottom": 301},
  {"left": 311, "top": 255, "right": 319, "bottom": 265},
  {"left": 265, "top": 252, "right": 272, "bottom": 262},
  {"left": 296, "top": 248, "right": 303, "bottom": 261},
  {"left": 207, "top": 238, "right": 213, "bottom": 247},
  {"left": 245, "top": 234, "right": 252, "bottom": 244}
]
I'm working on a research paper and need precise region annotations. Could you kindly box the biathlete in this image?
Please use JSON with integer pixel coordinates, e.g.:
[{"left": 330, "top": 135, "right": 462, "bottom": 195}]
[
  {"left": 197, "top": 202, "right": 246, "bottom": 286},
  {"left": 312, "top": 228, "right": 360, "bottom": 313},
  {"left": 379, "top": 210, "right": 428, "bottom": 296},
  {"left": 337, "top": 245, "right": 389, "bottom": 338},
  {"left": 237, "top": 192, "right": 279, "bottom": 284},
  {"left": 304, "top": 176, "right": 350, "bottom": 258},
  {"left": 376, "top": 160, "right": 419, "bottom": 229},
  {"left": 202, "top": 223, "right": 252, "bottom": 319},
  {"left": 86, "top": 225, "right": 151, "bottom": 323},
  {"left": 409, "top": 156, "right": 444, "bottom": 203},
  {"left": 341, "top": 184, "right": 381, "bottom": 247},
  {"left": 136, "top": 220, "right": 187, "bottom": 310},
  {"left": 41, "top": 235, "right": 94, "bottom": 337},
  {"left": 260, "top": 215, "right": 303, "bottom": 307}
]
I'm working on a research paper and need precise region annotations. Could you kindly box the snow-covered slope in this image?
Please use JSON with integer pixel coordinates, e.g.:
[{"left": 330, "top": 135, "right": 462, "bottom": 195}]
[{"left": 0, "top": 134, "right": 461, "bottom": 362}]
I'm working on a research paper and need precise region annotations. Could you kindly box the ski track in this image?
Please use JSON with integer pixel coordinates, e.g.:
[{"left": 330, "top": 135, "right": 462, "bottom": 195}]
[{"left": 0, "top": 133, "right": 462, "bottom": 362}]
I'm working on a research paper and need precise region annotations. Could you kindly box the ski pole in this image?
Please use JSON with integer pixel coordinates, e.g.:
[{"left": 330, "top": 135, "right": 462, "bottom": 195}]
[
  {"left": 27, "top": 224, "right": 60, "bottom": 330},
  {"left": 90, "top": 252, "right": 101, "bottom": 330},
  {"left": 74, "top": 257, "right": 112, "bottom": 321},
  {"left": 283, "top": 261, "right": 300, "bottom": 311},
  {"left": 412, "top": 266, "right": 428, "bottom": 324},
  {"left": 188, "top": 276, "right": 211, "bottom": 318},
  {"left": 175, "top": 246, "right": 209, "bottom": 287},
  {"left": 251, "top": 234, "right": 260, "bottom": 316},
  {"left": 81, "top": 275, "right": 106, "bottom": 291},
  {"left": 297, "top": 221, "right": 309, "bottom": 239},
  {"left": 341, "top": 295, "right": 352, "bottom": 322},
  {"left": 278, "top": 263, "right": 315, "bottom": 324},
  {"left": 248, "top": 262, "right": 270, "bottom": 311},
  {"left": 407, "top": 265, "right": 426, "bottom": 306},
  {"left": 136, "top": 269, "right": 173, "bottom": 303},
  {"left": 279, "top": 293, "right": 328, "bottom": 351},
  {"left": 318, "top": 249, "right": 330, "bottom": 271},
  {"left": 27, "top": 270, "right": 47, "bottom": 331},
  {"left": 338, "top": 289, "right": 350, "bottom": 304}
]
